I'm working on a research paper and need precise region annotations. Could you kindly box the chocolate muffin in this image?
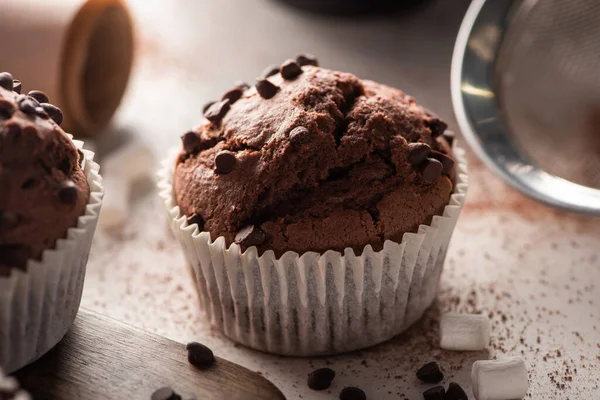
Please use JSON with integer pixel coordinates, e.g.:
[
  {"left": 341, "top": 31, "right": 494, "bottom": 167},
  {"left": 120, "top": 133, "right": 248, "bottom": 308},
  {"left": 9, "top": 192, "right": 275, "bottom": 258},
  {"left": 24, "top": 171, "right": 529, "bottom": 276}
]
[
  {"left": 0, "top": 73, "right": 89, "bottom": 274},
  {"left": 173, "top": 58, "right": 455, "bottom": 256}
]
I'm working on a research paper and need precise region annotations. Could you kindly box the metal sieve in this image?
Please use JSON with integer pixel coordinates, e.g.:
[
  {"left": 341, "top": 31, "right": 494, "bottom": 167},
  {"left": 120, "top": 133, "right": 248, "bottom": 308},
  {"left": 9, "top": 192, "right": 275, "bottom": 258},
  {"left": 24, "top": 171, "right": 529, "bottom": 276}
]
[{"left": 451, "top": 0, "right": 600, "bottom": 215}]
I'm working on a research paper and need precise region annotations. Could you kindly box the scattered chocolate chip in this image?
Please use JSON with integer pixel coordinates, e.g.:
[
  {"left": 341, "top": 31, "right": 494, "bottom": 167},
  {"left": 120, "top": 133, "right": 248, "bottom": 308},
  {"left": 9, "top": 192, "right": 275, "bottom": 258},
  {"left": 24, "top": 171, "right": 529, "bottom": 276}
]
[
  {"left": 0, "top": 244, "right": 30, "bottom": 269},
  {"left": 151, "top": 386, "right": 182, "bottom": 400},
  {"left": 422, "top": 158, "right": 443, "bottom": 183},
  {"left": 444, "top": 382, "right": 467, "bottom": 400},
  {"left": 27, "top": 90, "right": 49, "bottom": 103},
  {"left": 255, "top": 79, "right": 279, "bottom": 99},
  {"left": 339, "top": 387, "right": 366, "bottom": 400},
  {"left": 17, "top": 95, "right": 38, "bottom": 115},
  {"left": 214, "top": 150, "right": 236, "bottom": 174},
  {"left": 21, "top": 178, "right": 37, "bottom": 190},
  {"left": 41, "top": 103, "right": 63, "bottom": 125},
  {"left": 0, "top": 72, "right": 13, "bottom": 90},
  {"left": 58, "top": 180, "right": 78, "bottom": 205},
  {"left": 427, "top": 118, "right": 448, "bottom": 138},
  {"left": 58, "top": 157, "right": 71, "bottom": 174},
  {"left": 0, "top": 98, "right": 16, "bottom": 119},
  {"left": 307, "top": 368, "right": 335, "bottom": 390},
  {"left": 77, "top": 149, "right": 86, "bottom": 169},
  {"left": 261, "top": 65, "right": 280, "bottom": 79},
  {"left": 408, "top": 142, "right": 431, "bottom": 165},
  {"left": 423, "top": 386, "right": 445, "bottom": 400},
  {"left": 12, "top": 80, "right": 21, "bottom": 94},
  {"left": 186, "top": 341, "right": 214, "bottom": 368},
  {"left": 202, "top": 101, "right": 215, "bottom": 115},
  {"left": 431, "top": 150, "right": 455, "bottom": 175},
  {"left": 235, "top": 225, "right": 266, "bottom": 247},
  {"left": 0, "top": 210, "right": 19, "bottom": 233},
  {"left": 280, "top": 59, "right": 302, "bottom": 80},
  {"left": 442, "top": 130, "right": 455, "bottom": 147},
  {"left": 296, "top": 53, "right": 319, "bottom": 67},
  {"left": 36, "top": 106, "right": 50, "bottom": 119},
  {"left": 222, "top": 87, "right": 244, "bottom": 104},
  {"left": 416, "top": 361, "right": 444, "bottom": 383},
  {"left": 205, "top": 99, "right": 231, "bottom": 123},
  {"left": 181, "top": 131, "right": 201, "bottom": 154},
  {"left": 289, "top": 126, "right": 310, "bottom": 146},
  {"left": 187, "top": 214, "right": 204, "bottom": 230}
]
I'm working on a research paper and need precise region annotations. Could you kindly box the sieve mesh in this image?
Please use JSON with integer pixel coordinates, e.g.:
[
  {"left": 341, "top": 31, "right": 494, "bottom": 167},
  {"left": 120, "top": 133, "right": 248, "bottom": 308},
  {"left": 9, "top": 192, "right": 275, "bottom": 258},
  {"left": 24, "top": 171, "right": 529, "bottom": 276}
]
[{"left": 497, "top": 0, "right": 600, "bottom": 189}]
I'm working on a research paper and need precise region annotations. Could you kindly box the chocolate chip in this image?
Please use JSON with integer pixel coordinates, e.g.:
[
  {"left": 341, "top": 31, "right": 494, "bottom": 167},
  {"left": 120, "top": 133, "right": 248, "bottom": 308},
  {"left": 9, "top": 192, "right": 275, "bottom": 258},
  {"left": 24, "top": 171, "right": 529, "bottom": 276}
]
[
  {"left": 444, "top": 382, "right": 467, "bottom": 400},
  {"left": 0, "top": 244, "right": 30, "bottom": 269},
  {"left": 36, "top": 106, "right": 50, "bottom": 119},
  {"left": 422, "top": 158, "right": 443, "bottom": 183},
  {"left": 234, "top": 225, "right": 266, "bottom": 247},
  {"left": 431, "top": 150, "right": 455, "bottom": 175},
  {"left": 77, "top": 149, "right": 86, "bottom": 169},
  {"left": 186, "top": 341, "right": 214, "bottom": 368},
  {"left": 17, "top": 95, "right": 38, "bottom": 115},
  {"left": 289, "top": 126, "right": 310, "bottom": 146},
  {"left": 214, "top": 150, "right": 236, "bottom": 174},
  {"left": 12, "top": 80, "right": 21, "bottom": 94},
  {"left": 255, "top": 79, "right": 279, "bottom": 99},
  {"left": 0, "top": 72, "right": 13, "bottom": 90},
  {"left": 416, "top": 361, "right": 444, "bottom": 383},
  {"left": 0, "top": 98, "right": 16, "bottom": 119},
  {"left": 427, "top": 118, "right": 447, "bottom": 138},
  {"left": 28, "top": 90, "right": 49, "bottom": 104},
  {"left": 307, "top": 368, "right": 335, "bottom": 390},
  {"left": 261, "top": 65, "right": 280, "bottom": 79},
  {"left": 280, "top": 59, "right": 302, "bottom": 80},
  {"left": 222, "top": 87, "right": 244, "bottom": 104},
  {"left": 41, "top": 103, "right": 63, "bottom": 125},
  {"left": 205, "top": 99, "right": 230, "bottom": 123},
  {"left": 408, "top": 142, "right": 431, "bottom": 165},
  {"left": 339, "top": 387, "right": 366, "bottom": 400},
  {"left": 187, "top": 214, "right": 204, "bottom": 230},
  {"left": 442, "top": 130, "right": 455, "bottom": 147},
  {"left": 423, "top": 386, "right": 445, "bottom": 400},
  {"left": 59, "top": 157, "right": 72, "bottom": 174},
  {"left": 202, "top": 101, "right": 215, "bottom": 115},
  {"left": 0, "top": 210, "right": 19, "bottom": 233},
  {"left": 181, "top": 131, "right": 201, "bottom": 154},
  {"left": 296, "top": 54, "right": 319, "bottom": 67},
  {"left": 58, "top": 180, "right": 78, "bottom": 205},
  {"left": 151, "top": 386, "right": 182, "bottom": 400}
]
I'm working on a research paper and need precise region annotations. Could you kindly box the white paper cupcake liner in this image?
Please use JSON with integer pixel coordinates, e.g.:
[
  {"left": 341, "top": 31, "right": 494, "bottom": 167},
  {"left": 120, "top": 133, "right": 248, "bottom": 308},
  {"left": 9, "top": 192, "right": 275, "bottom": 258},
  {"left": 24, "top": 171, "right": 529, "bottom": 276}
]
[
  {"left": 0, "top": 138, "right": 103, "bottom": 373},
  {"left": 158, "top": 145, "right": 468, "bottom": 356}
]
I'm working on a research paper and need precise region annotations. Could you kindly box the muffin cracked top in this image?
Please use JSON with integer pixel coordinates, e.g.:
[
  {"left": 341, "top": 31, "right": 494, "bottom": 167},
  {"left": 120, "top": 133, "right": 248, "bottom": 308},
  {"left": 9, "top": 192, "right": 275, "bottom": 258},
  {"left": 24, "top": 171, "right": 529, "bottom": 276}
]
[{"left": 174, "top": 57, "right": 455, "bottom": 256}]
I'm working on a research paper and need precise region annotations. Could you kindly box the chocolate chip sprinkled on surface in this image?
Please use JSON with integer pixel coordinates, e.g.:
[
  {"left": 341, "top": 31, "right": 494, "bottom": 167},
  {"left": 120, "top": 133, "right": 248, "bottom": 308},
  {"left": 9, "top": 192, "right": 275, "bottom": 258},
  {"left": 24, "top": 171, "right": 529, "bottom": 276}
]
[
  {"left": 205, "top": 99, "right": 231, "bottom": 123},
  {"left": 18, "top": 96, "right": 37, "bottom": 115},
  {"left": 280, "top": 59, "right": 302, "bottom": 80},
  {"left": 422, "top": 158, "right": 443, "bottom": 183},
  {"left": 423, "top": 386, "right": 445, "bottom": 400},
  {"left": 442, "top": 130, "right": 455, "bottom": 147},
  {"left": 0, "top": 72, "right": 13, "bottom": 90},
  {"left": 187, "top": 214, "right": 204, "bottom": 230},
  {"left": 296, "top": 53, "right": 319, "bottom": 67},
  {"left": 261, "top": 64, "right": 280, "bottom": 79},
  {"left": 416, "top": 361, "right": 444, "bottom": 383},
  {"left": 27, "top": 90, "right": 49, "bottom": 103},
  {"left": 431, "top": 150, "right": 455, "bottom": 175},
  {"left": 151, "top": 386, "right": 182, "bottom": 400},
  {"left": 235, "top": 225, "right": 266, "bottom": 247},
  {"left": 0, "top": 244, "right": 30, "bottom": 269},
  {"left": 222, "top": 87, "right": 244, "bottom": 104},
  {"left": 255, "top": 79, "right": 279, "bottom": 99},
  {"left": 307, "top": 368, "right": 336, "bottom": 390},
  {"left": 12, "top": 80, "right": 22, "bottom": 94},
  {"left": 58, "top": 180, "right": 78, "bottom": 205},
  {"left": 214, "top": 150, "right": 236, "bottom": 174},
  {"left": 186, "top": 341, "right": 214, "bottom": 369},
  {"left": 339, "top": 387, "right": 366, "bottom": 400},
  {"left": 289, "top": 126, "right": 310, "bottom": 146},
  {"left": 35, "top": 107, "right": 49, "bottom": 119},
  {"left": 41, "top": 103, "right": 63, "bottom": 125},
  {"left": 408, "top": 142, "right": 431, "bottom": 165},
  {"left": 444, "top": 382, "right": 468, "bottom": 400},
  {"left": 0, "top": 210, "right": 19, "bottom": 233},
  {"left": 427, "top": 117, "right": 448, "bottom": 138},
  {"left": 0, "top": 99, "right": 16, "bottom": 119},
  {"left": 202, "top": 101, "right": 215, "bottom": 115},
  {"left": 181, "top": 131, "right": 201, "bottom": 154}
]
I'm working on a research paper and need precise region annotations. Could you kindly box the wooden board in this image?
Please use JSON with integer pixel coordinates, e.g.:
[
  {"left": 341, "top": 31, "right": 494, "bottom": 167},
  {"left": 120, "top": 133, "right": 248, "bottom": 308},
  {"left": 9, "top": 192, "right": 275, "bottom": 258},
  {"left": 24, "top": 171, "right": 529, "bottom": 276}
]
[{"left": 14, "top": 310, "right": 286, "bottom": 400}]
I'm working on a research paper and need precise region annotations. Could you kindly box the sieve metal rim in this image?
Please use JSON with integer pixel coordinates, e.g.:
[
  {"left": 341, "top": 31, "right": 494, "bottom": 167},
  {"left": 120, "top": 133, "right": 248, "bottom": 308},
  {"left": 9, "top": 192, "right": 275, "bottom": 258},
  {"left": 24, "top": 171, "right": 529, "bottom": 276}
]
[{"left": 451, "top": 0, "right": 600, "bottom": 215}]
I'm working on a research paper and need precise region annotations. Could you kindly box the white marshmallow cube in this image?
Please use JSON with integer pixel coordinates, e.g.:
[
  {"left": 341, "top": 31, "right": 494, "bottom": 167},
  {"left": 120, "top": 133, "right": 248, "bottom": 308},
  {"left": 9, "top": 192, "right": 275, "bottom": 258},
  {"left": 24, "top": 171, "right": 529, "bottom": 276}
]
[
  {"left": 471, "top": 357, "right": 528, "bottom": 400},
  {"left": 440, "top": 313, "right": 491, "bottom": 351}
]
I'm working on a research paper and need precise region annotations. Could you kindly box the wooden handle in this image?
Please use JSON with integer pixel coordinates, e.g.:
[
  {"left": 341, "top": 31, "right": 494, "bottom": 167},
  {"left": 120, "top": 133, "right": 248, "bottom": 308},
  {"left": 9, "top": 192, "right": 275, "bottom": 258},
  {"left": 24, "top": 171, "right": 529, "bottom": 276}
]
[{"left": 14, "top": 310, "right": 286, "bottom": 400}]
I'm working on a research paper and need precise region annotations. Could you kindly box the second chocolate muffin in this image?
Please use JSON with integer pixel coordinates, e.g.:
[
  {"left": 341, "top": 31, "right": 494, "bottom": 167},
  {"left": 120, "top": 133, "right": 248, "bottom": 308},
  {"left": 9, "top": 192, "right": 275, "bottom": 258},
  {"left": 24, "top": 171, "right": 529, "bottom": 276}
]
[{"left": 173, "top": 58, "right": 455, "bottom": 256}]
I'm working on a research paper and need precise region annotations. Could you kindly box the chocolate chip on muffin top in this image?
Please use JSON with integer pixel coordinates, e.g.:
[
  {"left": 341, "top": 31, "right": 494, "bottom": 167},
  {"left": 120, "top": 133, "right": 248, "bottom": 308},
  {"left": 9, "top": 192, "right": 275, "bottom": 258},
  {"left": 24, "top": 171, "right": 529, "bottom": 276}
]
[
  {"left": 0, "top": 73, "right": 89, "bottom": 274},
  {"left": 174, "top": 58, "right": 455, "bottom": 256}
]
